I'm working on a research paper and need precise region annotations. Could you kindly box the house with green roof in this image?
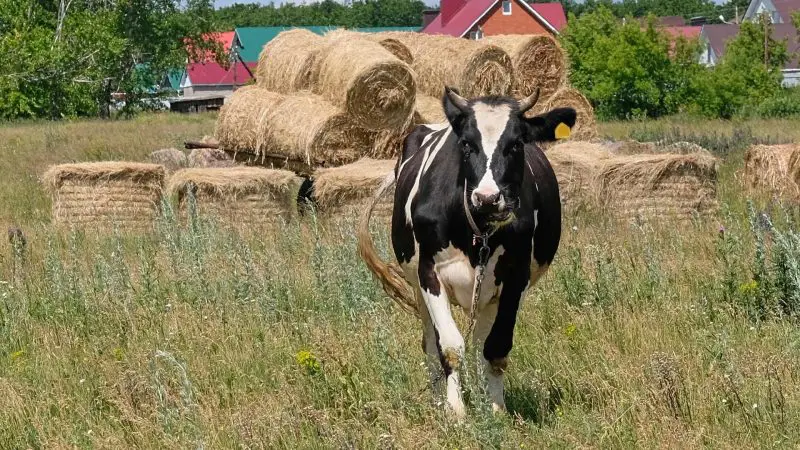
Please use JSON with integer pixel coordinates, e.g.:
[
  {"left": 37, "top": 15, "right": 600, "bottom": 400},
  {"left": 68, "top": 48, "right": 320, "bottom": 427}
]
[{"left": 233, "top": 26, "right": 420, "bottom": 63}]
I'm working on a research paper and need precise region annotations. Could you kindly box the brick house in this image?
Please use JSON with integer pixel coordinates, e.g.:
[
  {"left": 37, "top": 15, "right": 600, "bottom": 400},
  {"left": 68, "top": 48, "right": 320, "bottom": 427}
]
[{"left": 421, "top": 0, "right": 567, "bottom": 39}]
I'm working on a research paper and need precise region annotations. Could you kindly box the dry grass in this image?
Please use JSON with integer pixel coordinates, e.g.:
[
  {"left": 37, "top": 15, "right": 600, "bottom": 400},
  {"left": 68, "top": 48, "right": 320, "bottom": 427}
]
[
  {"left": 484, "top": 34, "right": 566, "bottom": 102},
  {"left": 2, "top": 114, "right": 800, "bottom": 448},
  {"left": 315, "top": 31, "right": 416, "bottom": 130},
  {"left": 255, "top": 28, "right": 324, "bottom": 92},
  {"left": 378, "top": 32, "right": 514, "bottom": 98}
]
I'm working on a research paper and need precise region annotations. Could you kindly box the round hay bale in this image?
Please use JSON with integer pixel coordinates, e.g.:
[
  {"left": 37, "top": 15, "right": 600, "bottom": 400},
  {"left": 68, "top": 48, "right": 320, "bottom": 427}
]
[
  {"left": 744, "top": 144, "right": 800, "bottom": 200},
  {"left": 311, "top": 158, "right": 396, "bottom": 224},
  {"left": 536, "top": 86, "right": 597, "bottom": 140},
  {"left": 188, "top": 148, "right": 235, "bottom": 168},
  {"left": 255, "top": 28, "right": 325, "bottom": 92},
  {"left": 315, "top": 31, "right": 416, "bottom": 130},
  {"left": 149, "top": 148, "right": 187, "bottom": 172},
  {"left": 414, "top": 94, "right": 447, "bottom": 125},
  {"left": 597, "top": 152, "right": 719, "bottom": 223},
  {"left": 484, "top": 34, "right": 566, "bottom": 102},
  {"left": 42, "top": 162, "right": 165, "bottom": 231},
  {"left": 378, "top": 32, "right": 514, "bottom": 98},
  {"left": 168, "top": 167, "right": 303, "bottom": 225},
  {"left": 322, "top": 30, "right": 413, "bottom": 64},
  {"left": 215, "top": 87, "right": 373, "bottom": 167}
]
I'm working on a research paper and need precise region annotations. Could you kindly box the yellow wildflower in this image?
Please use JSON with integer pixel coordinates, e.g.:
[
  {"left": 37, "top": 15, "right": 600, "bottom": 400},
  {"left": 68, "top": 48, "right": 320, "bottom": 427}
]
[{"left": 296, "top": 350, "right": 321, "bottom": 375}]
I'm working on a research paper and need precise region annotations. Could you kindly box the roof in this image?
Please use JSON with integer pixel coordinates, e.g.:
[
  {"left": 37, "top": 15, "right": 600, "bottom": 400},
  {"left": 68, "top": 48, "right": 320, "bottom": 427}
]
[
  {"left": 234, "top": 26, "right": 335, "bottom": 62},
  {"left": 746, "top": 0, "right": 800, "bottom": 22},
  {"left": 530, "top": 3, "right": 567, "bottom": 31},
  {"left": 422, "top": 0, "right": 563, "bottom": 37},
  {"left": 232, "top": 26, "right": 420, "bottom": 62},
  {"left": 183, "top": 61, "right": 256, "bottom": 87},
  {"left": 701, "top": 23, "right": 740, "bottom": 60},
  {"left": 701, "top": 23, "right": 800, "bottom": 68},
  {"left": 661, "top": 25, "right": 702, "bottom": 40},
  {"left": 166, "top": 69, "right": 184, "bottom": 91},
  {"left": 772, "top": 0, "right": 800, "bottom": 22},
  {"left": 352, "top": 27, "right": 420, "bottom": 33},
  {"left": 187, "top": 31, "right": 235, "bottom": 63}
]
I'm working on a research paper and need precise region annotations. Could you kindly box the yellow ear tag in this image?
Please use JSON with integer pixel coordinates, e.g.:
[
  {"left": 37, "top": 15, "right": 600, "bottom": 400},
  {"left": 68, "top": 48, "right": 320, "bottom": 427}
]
[{"left": 555, "top": 122, "right": 571, "bottom": 140}]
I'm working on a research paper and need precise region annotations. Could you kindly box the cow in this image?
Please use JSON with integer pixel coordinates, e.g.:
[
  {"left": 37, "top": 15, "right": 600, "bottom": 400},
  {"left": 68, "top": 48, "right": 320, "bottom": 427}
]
[{"left": 358, "top": 87, "right": 576, "bottom": 418}]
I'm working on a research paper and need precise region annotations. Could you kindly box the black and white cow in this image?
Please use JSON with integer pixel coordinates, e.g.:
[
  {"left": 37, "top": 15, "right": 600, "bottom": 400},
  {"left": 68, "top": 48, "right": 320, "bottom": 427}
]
[{"left": 359, "top": 87, "right": 576, "bottom": 417}]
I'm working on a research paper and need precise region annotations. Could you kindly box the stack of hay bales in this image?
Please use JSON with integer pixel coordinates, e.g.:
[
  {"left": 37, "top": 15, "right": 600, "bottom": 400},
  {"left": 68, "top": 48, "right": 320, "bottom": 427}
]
[
  {"left": 744, "top": 144, "right": 800, "bottom": 200},
  {"left": 167, "top": 167, "right": 303, "bottom": 226},
  {"left": 309, "top": 158, "right": 396, "bottom": 223},
  {"left": 43, "top": 162, "right": 165, "bottom": 230},
  {"left": 548, "top": 141, "right": 719, "bottom": 222},
  {"left": 214, "top": 29, "right": 600, "bottom": 226},
  {"left": 220, "top": 29, "right": 421, "bottom": 171}
]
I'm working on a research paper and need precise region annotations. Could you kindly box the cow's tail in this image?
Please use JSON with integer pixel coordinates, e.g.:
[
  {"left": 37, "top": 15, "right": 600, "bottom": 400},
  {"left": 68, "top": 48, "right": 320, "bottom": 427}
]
[{"left": 357, "top": 172, "right": 419, "bottom": 318}]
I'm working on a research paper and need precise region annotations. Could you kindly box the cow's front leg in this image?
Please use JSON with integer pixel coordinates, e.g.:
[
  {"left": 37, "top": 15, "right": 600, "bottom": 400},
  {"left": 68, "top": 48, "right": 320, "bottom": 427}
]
[
  {"left": 472, "top": 300, "right": 506, "bottom": 412},
  {"left": 481, "top": 277, "right": 528, "bottom": 413},
  {"left": 418, "top": 257, "right": 466, "bottom": 419}
]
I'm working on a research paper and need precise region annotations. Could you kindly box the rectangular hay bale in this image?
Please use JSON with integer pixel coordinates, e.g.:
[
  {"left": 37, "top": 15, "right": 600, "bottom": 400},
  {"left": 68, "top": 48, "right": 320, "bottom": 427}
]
[
  {"left": 310, "top": 158, "right": 396, "bottom": 226},
  {"left": 42, "top": 162, "right": 165, "bottom": 231},
  {"left": 167, "top": 167, "right": 303, "bottom": 226}
]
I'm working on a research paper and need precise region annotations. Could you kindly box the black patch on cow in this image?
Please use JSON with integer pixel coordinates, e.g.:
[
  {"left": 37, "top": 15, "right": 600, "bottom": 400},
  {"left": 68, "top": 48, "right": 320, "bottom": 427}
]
[{"left": 524, "top": 108, "right": 577, "bottom": 143}]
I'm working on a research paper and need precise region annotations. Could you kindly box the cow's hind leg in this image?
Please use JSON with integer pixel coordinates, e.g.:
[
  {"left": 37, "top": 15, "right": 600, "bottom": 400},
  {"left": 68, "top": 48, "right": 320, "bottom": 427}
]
[
  {"left": 418, "top": 259, "right": 466, "bottom": 418},
  {"left": 419, "top": 295, "right": 445, "bottom": 395}
]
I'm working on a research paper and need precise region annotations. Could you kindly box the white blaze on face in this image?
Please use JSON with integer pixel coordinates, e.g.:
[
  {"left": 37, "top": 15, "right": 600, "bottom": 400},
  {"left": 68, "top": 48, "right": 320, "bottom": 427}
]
[{"left": 471, "top": 102, "right": 511, "bottom": 207}]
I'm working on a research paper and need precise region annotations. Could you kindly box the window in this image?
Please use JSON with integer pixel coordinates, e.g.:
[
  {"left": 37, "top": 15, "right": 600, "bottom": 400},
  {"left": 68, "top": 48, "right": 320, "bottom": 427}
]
[{"left": 502, "top": 0, "right": 512, "bottom": 15}]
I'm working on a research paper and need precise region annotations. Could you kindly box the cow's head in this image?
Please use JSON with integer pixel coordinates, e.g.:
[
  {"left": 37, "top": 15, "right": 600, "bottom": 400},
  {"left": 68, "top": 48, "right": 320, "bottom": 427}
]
[{"left": 443, "top": 87, "right": 576, "bottom": 224}]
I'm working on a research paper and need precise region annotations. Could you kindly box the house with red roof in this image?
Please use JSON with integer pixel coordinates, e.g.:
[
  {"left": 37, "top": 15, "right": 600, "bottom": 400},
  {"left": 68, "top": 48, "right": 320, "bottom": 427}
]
[
  {"left": 421, "top": 0, "right": 567, "bottom": 39},
  {"left": 180, "top": 61, "right": 256, "bottom": 97},
  {"left": 178, "top": 30, "right": 257, "bottom": 101}
]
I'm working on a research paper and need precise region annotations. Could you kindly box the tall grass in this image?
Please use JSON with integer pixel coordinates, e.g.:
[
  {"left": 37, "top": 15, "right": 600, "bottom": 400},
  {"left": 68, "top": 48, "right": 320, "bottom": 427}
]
[{"left": 0, "top": 115, "right": 799, "bottom": 447}]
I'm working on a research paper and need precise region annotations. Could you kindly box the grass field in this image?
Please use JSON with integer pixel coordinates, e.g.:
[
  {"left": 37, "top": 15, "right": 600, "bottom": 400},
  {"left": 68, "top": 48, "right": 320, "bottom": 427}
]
[{"left": 1, "top": 113, "right": 800, "bottom": 448}]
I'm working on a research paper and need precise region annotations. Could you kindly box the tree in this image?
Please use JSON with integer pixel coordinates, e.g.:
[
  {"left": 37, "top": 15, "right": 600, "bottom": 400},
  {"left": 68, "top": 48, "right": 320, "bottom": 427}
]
[
  {"left": 692, "top": 14, "right": 788, "bottom": 118},
  {"left": 0, "top": 0, "right": 217, "bottom": 120},
  {"left": 561, "top": 7, "right": 702, "bottom": 119}
]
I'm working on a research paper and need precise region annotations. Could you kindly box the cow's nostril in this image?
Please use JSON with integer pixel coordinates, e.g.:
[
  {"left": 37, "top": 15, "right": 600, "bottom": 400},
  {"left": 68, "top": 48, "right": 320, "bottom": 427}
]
[{"left": 475, "top": 191, "right": 500, "bottom": 207}]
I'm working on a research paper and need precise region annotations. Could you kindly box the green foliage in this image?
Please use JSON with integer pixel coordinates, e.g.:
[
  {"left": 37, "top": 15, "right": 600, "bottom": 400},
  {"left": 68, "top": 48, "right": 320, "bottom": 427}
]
[
  {"left": 563, "top": 8, "right": 789, "bottom": 120},
  {"left": 691, "top": 16, "right": 788, "bottom": 118},
  {"left": 0, "top": 0, "right": 216, "bottom": 120},
  {"left": 213, "top": 0, "right": 426, "bottom": 29},
  {"left": 562, "top": 8, "right": 701, "bottom": 119}
]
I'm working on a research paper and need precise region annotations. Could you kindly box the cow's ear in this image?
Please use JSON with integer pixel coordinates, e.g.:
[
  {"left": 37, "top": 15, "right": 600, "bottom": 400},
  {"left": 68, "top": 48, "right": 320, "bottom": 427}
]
[
  {"left": 523, "top": 107, "right": 577, "bottom": 142},
  {"left": 442, "top": 86, "right": 469, "bottom": 128}
]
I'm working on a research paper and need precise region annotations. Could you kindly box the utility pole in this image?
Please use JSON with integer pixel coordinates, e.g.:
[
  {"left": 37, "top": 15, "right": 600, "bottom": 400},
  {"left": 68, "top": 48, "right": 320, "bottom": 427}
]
[{"left": 765, "top": 15, "right": 769, "bottom": 69}]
